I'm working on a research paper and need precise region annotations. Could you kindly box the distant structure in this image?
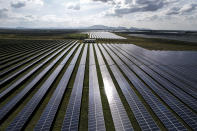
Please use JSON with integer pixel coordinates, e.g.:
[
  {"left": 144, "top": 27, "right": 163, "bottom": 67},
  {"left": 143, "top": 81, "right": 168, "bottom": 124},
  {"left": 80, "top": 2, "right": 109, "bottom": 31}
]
[
  {"left": 83, "top": 39, "right": 96, "bottom": 43},
  {"left": 88, "top": 32, "right": 127, "bottom": 39}
]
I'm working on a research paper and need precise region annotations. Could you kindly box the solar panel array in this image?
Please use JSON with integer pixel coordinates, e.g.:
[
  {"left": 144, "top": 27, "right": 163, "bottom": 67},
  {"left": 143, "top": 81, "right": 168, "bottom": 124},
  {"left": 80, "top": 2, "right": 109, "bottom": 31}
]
[
  {"left": 61, "top": 45, "right": 87, "bottom": 131},
  {"left": 94, "top": 44, "right": 134, "bottom": 131},
  {"left": 108, "top": 45, "right": 197, "bottom": 130},
  {"left": 0, "top": 43, "right": 72, "bottom": 101},
  {"left": 99, "top": 44, "right": 159, "bottom": 131},
  {"left": 87, "top": 32, "right": 126, "bottom": 39},
  {"left": 7, "top": 44, "right": 79, "bottom": 131},
  {"left": 0, "top": 42, "right": 73, "bottom": 122},
  {"left": 88, "top": 44, "right": 106, "bottom": 131},
  {"left": 111, "top": 44, "right": 197, "bottom": 111},
  {"left": 35, "top": 45, "right": 83, "bottom": 131},
  {"left": 103, "top": 45, "right": 187, "bottom": 130},
  {"left": 0, "top": 38, "right": 197, "bottom": 130}
]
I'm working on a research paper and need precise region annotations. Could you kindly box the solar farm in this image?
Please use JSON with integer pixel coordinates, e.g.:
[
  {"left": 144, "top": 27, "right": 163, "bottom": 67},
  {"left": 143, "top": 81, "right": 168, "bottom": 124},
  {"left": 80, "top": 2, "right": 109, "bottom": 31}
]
[
  {"left": 88, "top": 32, "right": 126, "bottom": 39},
  {"left": 0, "top": 32, "right": 197, "bottom": 131}
]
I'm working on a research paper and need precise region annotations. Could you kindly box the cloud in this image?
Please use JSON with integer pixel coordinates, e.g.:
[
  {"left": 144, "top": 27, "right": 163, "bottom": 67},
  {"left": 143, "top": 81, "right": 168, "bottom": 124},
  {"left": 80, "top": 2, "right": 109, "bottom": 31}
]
[
  {"left": 0, "top": 0, "right": 197, "bottom": 30},
  {"left": 180, "top": 3, "right": 197, "bottom": 13},
  {"left": 94, "top": 0, "right": 172, "bottom": 17},
  {"left": 11, "top": 1, "right": 26, "bottom": 8},
  {"left": 65, "top": 2, "right": 80, "bottom": 10},
  {"left": 166, "top": 3, "right": 197, "bottom": 15},
  {"left": 91, "top": 0, "right": 109, "bottom": 2},
  {"left": 88, "top": 0, "right": 197, "bottom": 20},
  {"left": 166, "top": 7, "right": 180, "bottom": 15},
  {"left": 0, "top": 8, "right": 8, "bottom": 18},
  {"left": 10, "top": 0, "right": 44, "bottom": 9},
  {"left": 27, "top": 0, "right": 44, "bottom": 6}
]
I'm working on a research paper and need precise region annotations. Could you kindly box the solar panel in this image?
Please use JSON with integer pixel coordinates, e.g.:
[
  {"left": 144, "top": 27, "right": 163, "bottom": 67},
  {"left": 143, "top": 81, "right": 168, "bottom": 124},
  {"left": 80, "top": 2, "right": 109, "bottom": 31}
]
[
  {"left": 80, "top": 44, "right": 88, "bottom": 65},
  {"left": 89, "top": 44, "right": 96, "bottom": 65},
  {"left": 87, "top": 32, "right": 126, "bottom": 40},
  {"left": 114, "top": 43, "right": 197, "bottom": 92},
  {"left": 0, "top": 41, "right": 73, "bottom": 94},
  {"left": 61, "top": 45, "right": 87, "bottom": 131},
  {"left": 98, "top": 45, "right": 114, "bottom": 66},
  {"left": 171, "top": 65, "right": 197, "bottom": 84},
  {"left": 110, "top": 44, "right": 197, "bottom": 112},
  {"left": 0, "top": 41, "right": 56, "bottom": 65},
  {"left": 158, "top": 65, "right": 197, "bottom": 90},
  {"left": 0, "top": 43, "right": 63, "bottom": 77},
  {"left": 88, "top": 44, "right": 106, "bottom": 131},
  {"left": 110, "top": 45, "right": 197, "bottom": 130},
  {"left": 120, "top": 43, "right": 197, "bottom": 89},
  {"left": 6, "top": 43, "right": 79, "bottom": 131},
  {"left": 0, "top": 48, "right": 48, "bottom": 71},
  {"left": 1, "top": 40, "right": 196, "bottom": 130},
  {"left": 35, "top": 44, "right": 82, "bottom": 131},
  {"left": 0, "top": 41, "right": 74, "bottom": 87},
  {"left": 0, "top": 42, "right": 72, "bottom": 101},
  {"left": 94, "top": 44, "right": 133, "bottom": 131},
  {"left": 142, "top": 65, "right": 197, "bottom": 106},
  {"left": 104, "top": 44, "right": 186, "bottom": 130},
  {"left": 99, "top": 44, "right": 159, "bottom": 130}
]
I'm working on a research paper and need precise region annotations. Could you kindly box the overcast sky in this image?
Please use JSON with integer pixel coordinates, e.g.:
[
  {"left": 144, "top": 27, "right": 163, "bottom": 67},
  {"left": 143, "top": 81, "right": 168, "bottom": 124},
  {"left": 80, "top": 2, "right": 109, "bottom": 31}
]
[{"left": 0, "top": 0, "right": 197, "bottom": 30}]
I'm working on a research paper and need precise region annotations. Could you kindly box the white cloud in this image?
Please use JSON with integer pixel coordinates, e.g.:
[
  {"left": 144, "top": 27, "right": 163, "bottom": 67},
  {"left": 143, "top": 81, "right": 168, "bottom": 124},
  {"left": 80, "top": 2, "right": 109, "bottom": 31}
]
[
  {"left": 64, "top": 2, "right": 80, "bottom": 10},
  {"left": 25, "top": 0, "right": 44, "bottom": 6},
  {"left": 9, "top": 0, "right": 44, "bottom": 9},
  {"left": 0, "top": 8, "right": 9, "bottom": 18},
  {"left": 180, "top": 3, "right": 197, "bottom": 14},
  {"left": 11, "top": 1, "right": 26, "bottom": 8},
  {"left": 0, "top": 0, "right": 197, "bottom": 30},
  {"left": 100, "top": 0, "right": 176, "bottom": 17},
  {"left": 166, "top": 3, "right": 197, "bottom": 15}
]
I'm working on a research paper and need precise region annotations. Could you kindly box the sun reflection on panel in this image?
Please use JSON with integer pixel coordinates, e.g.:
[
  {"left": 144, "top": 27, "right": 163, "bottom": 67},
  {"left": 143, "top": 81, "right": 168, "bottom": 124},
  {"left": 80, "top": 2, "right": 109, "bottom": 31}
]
[{"left": 103, "top": 79, "right": 114, "bottom": 104}]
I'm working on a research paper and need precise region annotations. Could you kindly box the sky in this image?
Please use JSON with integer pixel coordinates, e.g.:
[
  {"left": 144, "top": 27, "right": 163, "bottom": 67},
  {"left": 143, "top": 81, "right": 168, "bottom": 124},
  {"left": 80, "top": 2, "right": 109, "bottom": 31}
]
[{"left": 0, "top": 0, "right": 197, "bottom": 30}]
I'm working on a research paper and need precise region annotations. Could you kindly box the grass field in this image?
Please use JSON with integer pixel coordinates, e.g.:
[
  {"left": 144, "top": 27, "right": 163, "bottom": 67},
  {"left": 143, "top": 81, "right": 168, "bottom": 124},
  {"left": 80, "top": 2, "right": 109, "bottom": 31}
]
[{"left": 0, "top": 29, "right": 88, "bottom": 40}]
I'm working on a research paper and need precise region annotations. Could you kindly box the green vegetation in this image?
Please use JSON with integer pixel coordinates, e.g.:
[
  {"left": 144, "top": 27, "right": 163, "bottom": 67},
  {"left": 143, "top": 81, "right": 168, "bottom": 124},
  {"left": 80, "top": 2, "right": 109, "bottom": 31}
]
[
  {"left": 0, "top": 33, "right": 88, "bottom": 40},
  {"left": 64, "top": 33, "right": 88, "bottom": 40},
  {"left": 0, "top": 29, "right": 88, "bottom": 40},
  {"left": 0, "top": 33, "right": 66, "bottom": 40}
]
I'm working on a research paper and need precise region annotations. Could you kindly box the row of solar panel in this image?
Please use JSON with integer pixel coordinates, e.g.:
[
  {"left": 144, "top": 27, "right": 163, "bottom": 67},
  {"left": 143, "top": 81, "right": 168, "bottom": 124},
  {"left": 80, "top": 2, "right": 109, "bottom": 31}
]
[
  {"left": 88, "top": 44, "right": 106, "bottom": 131},
  {"left": 99, "top": 44, "right": 159, "bottom": 131},
  {"left": 0, "top": 44, "right": 55, "bottom": 71},
  {"left": 0, "top": 40, "right": 66, "bottom": 65},
  {"left": 116, "top": 44, "right": 197, "bottom": 94},
  {"left": 107, "top": 44, "right": 197, "bottom": 129},
  {"left": 0, "top": 41, "right": 46, "bottom": 58},
  {"left": 87, "top": 32, "right": 126, "bottom": 40},
  {"left": 1, "top": 41, "right": 196, "bottom": 130},
  {"left": 1, "top": 42, "right": 103, "bottom": 131},
  {"left": 102, "top": 44, "right": 187, "bottom": 130},
  {"left": 0, "top": 40, "right": 72, "bottom": 84},
  {"left": 0, "top": 42, "right": 66, "bottom": 77},
  {"left": 113, "top": 44, "right": 197, "bottom": 110},
  {"left": 1, "top": 41, "right": 77, "bottom": 130},
  {"left": 36, "top": 44, "right": 83, "bottom": 131},
  {"left": 0, "top": 42, "right": 74, "bottom": 100}
]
